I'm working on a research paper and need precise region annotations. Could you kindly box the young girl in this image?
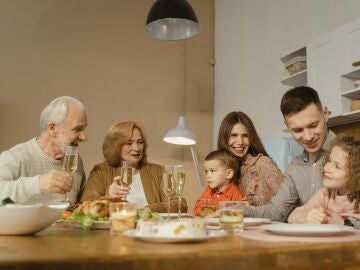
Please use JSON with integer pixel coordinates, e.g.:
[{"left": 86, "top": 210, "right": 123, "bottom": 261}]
[
  {"left": 288, "top": 135, "right": 360, "bottom": 227},
  {"left": 193, "top": 150, "right": 246, "bottom": 217}
]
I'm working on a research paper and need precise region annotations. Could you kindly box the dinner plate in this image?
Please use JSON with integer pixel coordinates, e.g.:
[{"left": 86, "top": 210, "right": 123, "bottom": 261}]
[
  {"left": 244, "top": 217, "right": 272, "bottom": 226},
  {"left": 123, "top": 229, "right": 226, "bottom": 243},
  {"left": 205, "top": 217, "right": 271, "bottom": 229},
  {"left": 73, "top": 220, "right": 110, "bottom": 230},
  {"left": 260, "top": 224, "right": 355, "bottom": 236},
  {"left": 159, "top": 213, "right": 195, "bottom": 219}
]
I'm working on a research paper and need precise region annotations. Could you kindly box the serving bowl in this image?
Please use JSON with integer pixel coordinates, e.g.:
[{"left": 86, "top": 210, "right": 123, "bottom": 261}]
[{"left": 0, "top": 203, "right": 68, "bottom": 235}]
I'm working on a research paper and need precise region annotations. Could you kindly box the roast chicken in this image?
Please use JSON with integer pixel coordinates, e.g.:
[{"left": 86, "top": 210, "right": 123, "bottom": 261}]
[{"left": 76, "top": 199, "right": 122, "bottom": 218}]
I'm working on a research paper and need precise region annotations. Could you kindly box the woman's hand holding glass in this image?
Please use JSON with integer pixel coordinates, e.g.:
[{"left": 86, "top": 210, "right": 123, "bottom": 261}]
[
  {"left": 109, "top": 180, "right": 130, "bottom": 200},
  {"left": 109, "top": 161, "right": 132, "bottom": 200}
]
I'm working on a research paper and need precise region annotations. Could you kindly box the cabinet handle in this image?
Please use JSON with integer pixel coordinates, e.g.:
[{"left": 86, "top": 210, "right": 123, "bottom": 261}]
[{"left": 352, "top": 60, "right": 360, "bottom": 67}]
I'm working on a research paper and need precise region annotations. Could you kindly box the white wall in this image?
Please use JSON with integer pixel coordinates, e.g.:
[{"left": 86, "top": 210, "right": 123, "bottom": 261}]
[{"left": 214, "top": 0, "right": 360, "bottom": 146}]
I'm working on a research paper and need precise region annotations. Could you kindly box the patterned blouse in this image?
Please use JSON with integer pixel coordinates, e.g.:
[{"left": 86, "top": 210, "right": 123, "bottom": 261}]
[{"left": 238, "top": 154, "right": 283, "bottom": 206}]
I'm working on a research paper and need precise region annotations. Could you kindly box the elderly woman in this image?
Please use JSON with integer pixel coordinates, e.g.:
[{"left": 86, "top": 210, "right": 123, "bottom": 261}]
[
  {"left": 217, "top": 111, "right": 283, "bottom": 206},
  {"left": 81, "top": 121, "right": 188, "bottom": 213}
]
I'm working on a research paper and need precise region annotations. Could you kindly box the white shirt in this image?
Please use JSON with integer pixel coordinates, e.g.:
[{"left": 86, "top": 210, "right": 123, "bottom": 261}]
[{"left": 126, "top": 173, "right": 148, "bottom": 209}]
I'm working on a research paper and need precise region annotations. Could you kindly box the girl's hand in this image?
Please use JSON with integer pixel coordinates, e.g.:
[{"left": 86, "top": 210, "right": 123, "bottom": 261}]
[
  {"left": 324, "top": 208, "right": 344, "bottom": 224},
  {"left": 306, "top": 208, "right": 329, "bottom": 224},
  {"left": 109, "top": 176, "right": 130, "bottom": 199}
]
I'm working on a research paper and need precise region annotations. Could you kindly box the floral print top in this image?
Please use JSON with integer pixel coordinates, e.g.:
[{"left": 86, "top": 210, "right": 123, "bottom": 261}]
[{"left": 238, "top": 154, "right": 283, "bottom": 206}]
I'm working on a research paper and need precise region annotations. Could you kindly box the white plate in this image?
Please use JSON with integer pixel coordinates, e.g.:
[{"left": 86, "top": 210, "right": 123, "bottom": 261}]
[
  {"left": 123, "top": 229, "right": 226, "bottom": 243},
  {"left": 261, "top": 224, "right": 355, "bottom": 236},
  {"left": 73, "top": 220, "right": 110, "bottom": 230},
  {"left": 244, "top": 217, "right": 271, "bottom": 226},
  {"left": 205, "top": 217, "right": 271, "bottom": 228},
  {"left": 159, "top": 213, "right": 195, "bottom": 219}
]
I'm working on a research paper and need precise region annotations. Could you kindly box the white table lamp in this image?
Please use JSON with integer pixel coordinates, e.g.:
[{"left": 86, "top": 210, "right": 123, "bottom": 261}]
[{"left": 163, "top": 116, "right": 204, "bottom": 190}]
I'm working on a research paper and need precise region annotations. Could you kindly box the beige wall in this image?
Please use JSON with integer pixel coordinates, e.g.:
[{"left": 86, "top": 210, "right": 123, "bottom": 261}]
[
  {"left": 214, "top": 0, "right": 360, "bottom": 145},
  {"left": 0, "top": 0, "right": 214, "bottom": 210}
]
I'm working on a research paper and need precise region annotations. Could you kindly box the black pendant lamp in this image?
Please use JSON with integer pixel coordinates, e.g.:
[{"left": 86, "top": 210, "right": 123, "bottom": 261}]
[{"left": 145, "top": 0, "right": 200, "bottom": 41}]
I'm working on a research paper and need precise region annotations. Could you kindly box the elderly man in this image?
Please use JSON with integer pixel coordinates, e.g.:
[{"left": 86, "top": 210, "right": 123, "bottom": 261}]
[
  {"left": 0, "top": 96, "right": 88, "bottom": 205},
  {"left": 241, "top": 86, "right": 338, "bottom": 222}
]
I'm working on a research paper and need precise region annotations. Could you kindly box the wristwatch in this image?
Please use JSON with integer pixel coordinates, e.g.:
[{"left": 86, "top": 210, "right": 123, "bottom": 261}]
[{"left": 344, "top": 218, "right": 354, "bottom": 227}]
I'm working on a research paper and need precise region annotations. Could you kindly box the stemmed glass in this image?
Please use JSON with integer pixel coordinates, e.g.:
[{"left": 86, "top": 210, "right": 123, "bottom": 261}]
[
  {"left": 62, "top": 145, "right": 78, "bottom": 207},
  {"left": 173, "top": 165, "right": 186, "bottom": 219},
  {"left": 162, "top": 165, "right": 175, "bottom": 220},
  {"left": 118, "top": 161, "right": 132, "bottom": 201}
]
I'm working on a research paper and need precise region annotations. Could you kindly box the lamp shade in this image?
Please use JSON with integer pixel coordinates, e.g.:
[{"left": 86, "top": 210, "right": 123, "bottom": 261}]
[
  {"left": 163, "top": 116, "right": 196, "bottom": 145},
  {"left": 145, "top": 0, "right": 200, "bottom": 40}
]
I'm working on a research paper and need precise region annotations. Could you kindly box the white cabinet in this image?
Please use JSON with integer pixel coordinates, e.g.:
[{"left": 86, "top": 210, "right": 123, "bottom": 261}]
[
  {"left": 338, "top": 17, "right": 360, "bottom": 76},
  {"left": 280, "top": 17, "right": 360, "bottom": 127},
  {"left": 307, "top": 31, "right": 342, "bottom": 117},
  {"left": 329, "top": 17, "right": 360, "bottom": 126},
  {"left": 280, "top": 47, "right": 307, "bottom": 87}
]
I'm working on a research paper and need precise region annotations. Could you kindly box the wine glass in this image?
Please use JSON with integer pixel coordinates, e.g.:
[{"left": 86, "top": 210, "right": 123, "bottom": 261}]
[
  {"left": 118, "top": 161, "right": 132, "bottom": 201},
  {"left": 62, "top": 145, "right": 78, "bottom": 207},
  {"left": 162, "top": 165, "right": 175, "bottom": 220},
  {"left": 173, "top": 165, "right": 185, "bottom": 219}
]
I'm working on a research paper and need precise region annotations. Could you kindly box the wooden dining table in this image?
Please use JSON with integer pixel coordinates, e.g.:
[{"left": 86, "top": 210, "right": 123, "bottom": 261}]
[{"left": 0, "top": 223, "right": 359, "bottom": 270}]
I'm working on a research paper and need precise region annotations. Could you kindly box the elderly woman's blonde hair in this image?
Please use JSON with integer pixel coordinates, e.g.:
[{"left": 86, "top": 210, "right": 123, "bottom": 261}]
[{"left": 102, "top": 121, "right": 148, "bottom": 168}]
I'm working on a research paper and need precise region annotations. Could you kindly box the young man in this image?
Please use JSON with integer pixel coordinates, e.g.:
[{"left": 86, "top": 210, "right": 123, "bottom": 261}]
[
  {"left": 241, "top": 86, "right": 336, "bottom": 222},
  {"left": 0, "top": 96, "right": 88, "bottom": 205}
]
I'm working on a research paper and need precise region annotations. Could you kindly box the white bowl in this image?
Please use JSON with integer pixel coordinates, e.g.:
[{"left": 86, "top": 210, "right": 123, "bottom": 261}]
[{"left": 0, "top": 203, "right": 68, "bottom": 235}]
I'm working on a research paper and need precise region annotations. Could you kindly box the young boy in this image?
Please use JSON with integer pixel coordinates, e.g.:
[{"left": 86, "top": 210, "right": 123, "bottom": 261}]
[{"left": 193, "top": 150, "right": 246, "bottom": 216}]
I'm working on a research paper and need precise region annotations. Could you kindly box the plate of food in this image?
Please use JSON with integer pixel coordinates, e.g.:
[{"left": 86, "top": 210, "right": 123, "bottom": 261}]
[
  {"left": 123, "top": 229, "right": 226, "bottom": 243},
  {"left": 72, "top": 220, "right": 111, "bottom": 230},
  {"left": 260, "top": 224, "right": 355, "bottom": 236},
  {"left": 125, "top": 218, "right": 225, "bottom": 243},
  {"left": 63, "top": 199, "right": 163, "bottom": 231}
]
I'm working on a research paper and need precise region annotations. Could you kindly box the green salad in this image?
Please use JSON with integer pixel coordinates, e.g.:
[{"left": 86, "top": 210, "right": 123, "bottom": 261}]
[{"left": 66, "top": 209, "right": 109, "bottom": 231}]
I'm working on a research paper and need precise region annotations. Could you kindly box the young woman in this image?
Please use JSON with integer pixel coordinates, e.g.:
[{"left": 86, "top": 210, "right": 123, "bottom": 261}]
[
  {"left": 288, "top": 135, "right": 360, "bottom": 226},
  {"left": 217, "top": 111, "right": 283, "bottom": 206},
  {"left": 81, "top": 121, "right": 188, "bottom": 213}
]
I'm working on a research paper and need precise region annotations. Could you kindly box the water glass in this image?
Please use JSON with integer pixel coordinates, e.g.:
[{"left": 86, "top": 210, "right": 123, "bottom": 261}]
[
  {"left": 109, "top": 202, "right": 137, "bottom": 234},
  {"left": 200, "top": 198, "right": 217, "bottom": 217},
  {"left": 219, "top": 201, "right": 244, "bottom": 233}
]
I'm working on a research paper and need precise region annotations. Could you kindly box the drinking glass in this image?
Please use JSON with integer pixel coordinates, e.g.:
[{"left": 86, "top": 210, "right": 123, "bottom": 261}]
[
  {"left": 118, "top": 161, "right": 132, "bottom": 201},
  {"left": 62, "top": 145, "right": 78, "bottom": 207},
  {"left": 162, "top": 165, "right": 175, "bottom": 220},
  {"left": 200, "top": 198, "right": 217, "bottom": 217},
  {"left": 219, "top": 201, "right": 244, "bottom": 234},
  {"left": 109, "top": 202, "right": 137, "bottom": 234},
  {"left": 173, "top": 165, "right": 185, "bottom": 219}
]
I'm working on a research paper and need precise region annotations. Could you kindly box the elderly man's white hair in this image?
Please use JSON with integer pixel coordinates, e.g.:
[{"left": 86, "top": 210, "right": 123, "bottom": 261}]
[{"left": 39, "top": 96, "right": 85, "bottom": 132}]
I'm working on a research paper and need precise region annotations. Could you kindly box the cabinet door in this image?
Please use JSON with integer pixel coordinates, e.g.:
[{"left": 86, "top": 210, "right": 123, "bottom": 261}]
[
  {"left": 338, "top": 17, "right": 360, "bottom": 76},
  {"left": 307, "top": 32, "right": 342, "bottom": 117}
]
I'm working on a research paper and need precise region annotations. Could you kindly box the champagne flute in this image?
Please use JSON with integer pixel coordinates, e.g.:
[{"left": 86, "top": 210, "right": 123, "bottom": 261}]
[
  {"left": 62, "top": 145, "right": 78, "bottom": 207},
  {"left": 173, "top": 165, "right": 186, "bottom": 219},
  {"left": 118, "top": 161, "right": 132, "bottom": 201},
  {"left": 162, "top": 165, "right": 175, "bottom": 220}
]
